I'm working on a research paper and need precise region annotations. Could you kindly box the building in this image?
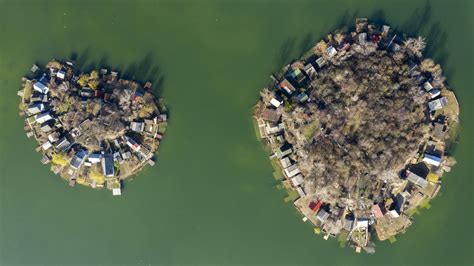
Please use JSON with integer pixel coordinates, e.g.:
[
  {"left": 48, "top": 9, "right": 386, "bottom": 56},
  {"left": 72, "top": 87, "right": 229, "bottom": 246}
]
[
  {"left": 358, "top": 33, "right": 368, "bottom": 45},
  {"left": 35, "top": 111, "right": 54, "bottom": 124},
  {"left": 55, "top": 136, "right": 72, "bottom": 152},
  {"left": 130, "top": 121, "right": 145, "bottom": 133},
  {"left": 125, "top": 136, "right": 141, "bottom": 152},
  {"left": 423, "top": 81, "right": 433, "bottom": 91},
  {"left": 270, "top": 98, "right": 282, "bottom": 108},
  {"left": 315, "top": 57, "right": 326, "bottom": 68},
  {"left": 30, "top": 91, "right": 45, "bottom": 102},
  {"left": 41, "top": 141, "right": 52, "bottom": 151},
  {"left": 70, "top": 149, "right": 88, "bottom": 169},
  {"left": 423, "top": 154, "right": 442, "bottom": 167},
  {"left": 88, "top": 153, "right": 102, "bottom": 163},
  {"left": 303, "top": 63, "right": 317, "bottom": 79},
  {"left": 277, "top": 144, "right": 292, "bottom": 158},
  {"left": 428, "top": 97, "right": 448, "bottom": 111},
  {"left": 296, "top": 187, "right": 306, "bottom": 197},
  {"left": 280, "top": 157, "right": 291, "bottom": 168},
  {"left": 291, "top": 174, "right": 304, "bottom": 186},
  {"left": 316, "top": 209, "right": 330, "bottom": 224},
  {"left": 101, "top": 153, "right": 115, "bottom": 177},
  {"left": 113, "top": 151, "right": 124, "bottom": 164},
  {"left": 33, "top": 82, "right": 49, "bottom": 94},
  {"left": 372, "top": 204, "right": 384, "bottom": 218},
  {"left": 429, "top": 89, "right": 441, "bottom": 98},
  {"left": 326, "top": 46, "right": 337, "bottom": 57},
  {"left": 279, "top": 79, "right": 296, "bottom": 94},
  {"left": 262, "top": 108, "right": 280, "bottom": 123},
  {"left": 40, "top": 122, "right": 53, "bottom": 133},
  {"left": 406, "top": 170, "right": 428, "bottom": 188},
  {"left": 56, "top": 70, "right": 66, "bottom": 79},
  {"left": 27, "top": 103, "right": 46, "bottom": 115},
  {"left": 284, "top": 164, "right": 301, "bottom": 178}
]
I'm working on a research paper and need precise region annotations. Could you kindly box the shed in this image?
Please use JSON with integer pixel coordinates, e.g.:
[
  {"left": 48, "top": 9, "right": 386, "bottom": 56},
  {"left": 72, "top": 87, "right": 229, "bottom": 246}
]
[{"left": 372, "top": 204, "right": 384, "bottom": 218}]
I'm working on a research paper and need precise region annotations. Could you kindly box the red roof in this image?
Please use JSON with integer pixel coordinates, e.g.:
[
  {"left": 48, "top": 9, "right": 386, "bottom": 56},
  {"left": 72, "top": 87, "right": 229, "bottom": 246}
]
[{"left": 309, "top": 200, "right": 322, "bottom": 212}]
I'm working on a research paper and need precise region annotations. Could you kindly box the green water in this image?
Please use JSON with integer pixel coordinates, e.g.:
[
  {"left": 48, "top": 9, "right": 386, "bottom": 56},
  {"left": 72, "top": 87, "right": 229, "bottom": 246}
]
[{"left": 0, "top": 0, "right": 472, "bottom": 265}]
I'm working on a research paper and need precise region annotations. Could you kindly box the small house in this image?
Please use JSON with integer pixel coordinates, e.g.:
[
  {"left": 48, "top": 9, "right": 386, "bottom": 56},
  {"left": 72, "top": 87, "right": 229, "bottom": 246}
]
[
  {"left": 40, "top": 122, "right": 53, "bottom": 133},
  {"left": 423, "top": 154, "right": 442, "bottom": 167},
  {"left": 431, "top": 123, "right": 446, "bottom": 140},
  {"left": 372, "top": 204, "right": 384, "bottom": 218},
  {"left": 33, "top": 82, "right": 49, "bottom": 94},
  {"left": 406, "top": 170, "right": 428, "bottom": 188},
  {"left": 101, "top": 153, "right": 115, "bottom": 177},
  {"left": 41, "top": 141, "right": 52, "bottom": 151},
  {"left": 262, "top": 108, "right": 281, "bottom": 123},
  {"left": 315, "top": 57, "right": 326, "bottom": 68},
  {"left": 423, "top": 81, "right": 433, "bottom": 91},
  {"left": 309, "top": 201, "right": 322, "bottom": 212},
  {"left": 280, "top": 157, "right": 291, "bottom": 168},
  {"left": 30, "top": 91, "right": 45, "bottom": 102},
  {"left": 344, "top": 217, "right": 354, "bottom": 231},
  {"left": 388, "top": 209, "right": 400, "bottom": 218},
  {"left": 125, "top": 136, "right": 141, "bottom": 152},
  {"left": 270, "top": 98, "right": 282, "bottom": 108},
  {"left": 130, "top": 121, "right": 145, "bottom": 133},
  {"left": 326, "top": 46, "right": 337, "bottom": 57},
  {"left": 428, "top": 97, "right": 448, "bottom": 111},
  {"left": 303, "top": 63, "right": 317, "bottom": 80},
  {"left": 56, "top": 70, "right": 66, "bottom": 80},
  {"left": 315, "top": 209, "right": 330, "bottom": 224},
  {"left": 35, "top": 111, "right": 54, "bottom": 124},
  {"left": 358, "top": 33, "right": 368, "bottom": 45},
  {"left": 277, "top": 144, "right": 292, "bottom": 158},
  {"left": 70, "top": 149, "right": 88, "bottom": 169},
  {"left": 55, "top": 136, "right": 72, "bottom": 152},
  {"left": 429, "top": 89, "right": 441, "bottom": 98},
  {"left": 290, "top": 174, "right": 304, "bottom": 186},
  {"left": 279, "top": 79, "right": 296, "bottom": 95},
  {"left": 284, "top": 164, "right": 301, "bottom": 178},
  {"left": 296, "top": 93, "right": 309, "bottom": 103},
  {"left": 27, "top": 103, "right": 46, "bottom": 115},
  {"left": 88, "top": 153, "right": 102, "bottom": 163}
]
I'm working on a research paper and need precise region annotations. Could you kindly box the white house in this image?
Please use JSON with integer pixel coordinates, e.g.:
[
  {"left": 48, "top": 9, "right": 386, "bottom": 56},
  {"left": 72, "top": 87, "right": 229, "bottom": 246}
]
[
  {"left": 87, "top": 153, "right": 102, "bottom": 163},
  {"left": 326, "top": 46, "right": 337, "bottom": 57},
  {"left": 428, "top": 97, "right": 448, "bottom": 111},
  {"left": 270, "top": 98, "right": 282, "bottom": 108},
  {"left": 35, "top": 111, "right": 53, "bottom": 124},
  {"left": 56, "top": 70, "right": 66, "bottom": 79},
  {"left": 33, "top": 82, "right": 49, "bottom": 94},
  {"left": 280, "top": 157, "right": 291, "bottom": 168},
  {"left": 284, "top": 164, "right": 301, "bottom": 178},
  {"left": 423, "top": 154, "right": 442, "bottom": 167},
  {"left": 291, "top": 174, "right": 304, "bottom": 186},
  {"left": 423, "top": 81, "right": 433, "bottom": 91}
]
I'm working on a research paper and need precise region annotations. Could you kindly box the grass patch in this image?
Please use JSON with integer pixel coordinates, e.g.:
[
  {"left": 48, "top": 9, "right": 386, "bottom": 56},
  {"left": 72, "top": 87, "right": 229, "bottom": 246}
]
[
  {"left": 302, "top": 120, "right": 320, "bottom": 140},
  {"left": 284, "top": 189, "right": 299, "bottom": 203},
  {"left": 272, "top": 170, "right": 284, "bottom": 180},
  {"left": 388, "top": 236, "right": 397, "bottom": 243},
  {"left": 338, "top": 230, "right": 349, "bottom": 248}
]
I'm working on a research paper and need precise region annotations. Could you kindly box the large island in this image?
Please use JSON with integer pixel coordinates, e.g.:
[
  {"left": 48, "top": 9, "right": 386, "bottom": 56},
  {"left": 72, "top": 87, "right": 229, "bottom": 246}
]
[
  {"left": 18, "top": 60, "right": 168, "bottom": 195},
  {"left": 254, "top": 18, "right": 459, "bottom": 253}
]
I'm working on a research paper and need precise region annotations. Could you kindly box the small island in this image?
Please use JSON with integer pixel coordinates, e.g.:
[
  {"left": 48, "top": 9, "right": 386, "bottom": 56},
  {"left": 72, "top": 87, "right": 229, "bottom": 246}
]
[
  {"left": 254, "top": 18, "right": 459, "bottom": 253},
  {"left": 18, "top": 60, "right": 168, "bottom": 195}
]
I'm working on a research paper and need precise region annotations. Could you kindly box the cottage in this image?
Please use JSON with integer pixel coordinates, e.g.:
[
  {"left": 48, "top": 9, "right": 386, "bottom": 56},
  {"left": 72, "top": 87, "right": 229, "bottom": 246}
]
[
  {"left": 326, "top": 46, "right": 337, "bottom": 57},
  {"left": 125, "top": 136, "right": 141, "bottom": 152},
  {"left": 56, "top": 70, "right": 66, "bottom": 79},
  {"left": 130, "top": 121, "right": 145, "bottom": 133},
  {"left": 303, "top": 63, "right": 317, "bottom": 79},
  {"left": 358, "top": 33, "right": 368, "bottom": 45},
  {"left": 270, "top": 98, "right": 282, "bottom": 108},
  {"left": 423, "top": 154, "right": 442, "bottom": 167},
  {"left": 428, "top": 88, "right": 441, "bottom": 98},
  {"left": 41, "top": 141, "right": 52, "bottom": 151},
  {"left": 35, "top": 111, "right": 54, "bottom": 124},
  {"left": 262, "top": 108, "right": 281, "bottom": 123},
  {"left": 112, "top": 187, "right": 122, "bottom": 196},
  {"left": 70, "top": 149, "right": 88, "bottom": 169},
  {"left": 291, "top": 174, "right": 304, "bottom": 186},
  {"left": 27, "top": 103, "right": 46, "bottom": 115},
  {"left": 101, "top": 153, "right": 115, "bottom": 177},
  {"left": 55, "top": 136, "right": 72, "bottom": 152},
  {"left": 88, "top": 153, "right": 102, "bottom": 163},
  {"left": 30, "top": 91, "right": 45, "bottom": 102},
  {"left": 33, "top": 82, "right": 49, "bottom": 94},
  {"left": 277, "top": 144, "right": 292, "bottom": 158},
  {"left": 40, "top": 122, "right": 53, "bottom": 133},
  {"left": 280, "top": 157, "right": 292, "bottom": 168},
  {"left": 316, "top": 209, "right": 330, "bottom": 224},
  {"left": 284, "top": 164, "right": 301, "bottom": 178},
  {"left": 428, "top": 97, "right": 448, "bottom": 111},
  {"left": 423, "top": 81, "right": 433, "bottom": 91},
  {"left": 315, "top": 57, "right": 326, "bottom": 68},
  {"left": 296, "top": 187, "right": 306, "bottom": 197},
  {"left": 279, "top": 79, "right": 296, "bottom": 94},
  {"left": 406, "top": 170, "right": 428, "bottom": 188},
  {"left": 372, "top": 204, "right": 384, "bottom": 218}
]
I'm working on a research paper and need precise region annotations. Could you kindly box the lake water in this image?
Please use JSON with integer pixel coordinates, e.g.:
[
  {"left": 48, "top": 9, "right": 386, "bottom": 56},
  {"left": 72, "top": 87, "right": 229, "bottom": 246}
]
[{"left": 0, "top": 0, "right": 472, "bottom": 265}]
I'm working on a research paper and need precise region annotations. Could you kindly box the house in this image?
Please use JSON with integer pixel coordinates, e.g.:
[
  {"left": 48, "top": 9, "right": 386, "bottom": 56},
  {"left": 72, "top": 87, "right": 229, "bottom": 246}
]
[
  {"left": 355, "top": 219, "right": 369, "bottom": 229},
  {"left": 144, "top": 118, "right": 159, "bottom": 137},
  {"left": 56, "top": 70, "right": 66, "bottom": 79},
  {"left": 70, "top": 149, "right": 88, "bottom": 169},
  {"left": 121, "top": 151, "right": 132, "bottom": 160},
  {"left": 388, "top": 209, "right": 400, "bottom": 218},
  {"left": 296, "top": 187, "right": 306, "bottom": 197},
  {"left": 423, "top": 154, "right": 442, "bottom": 167},
  {"left": 35, "top": 111, "right": 54, "bottom": 124},
  {"left": 159, "top": 114, "right": 167, "bottom": 122},
  {"left": 284, "top": 164, "right": 301, "bottom": 178},
  {"left": 41, "top": 141, "right": 52, "bottom": 151},
  {"left": 101, "top": 153, "right": 115, "bottom": 177},
  {"left": 344, "top": 217, "right": 354, "bottom": 231},
  {"left": 55, "top": 136, "right": 72, "bottom": 152},
  {"left": 27, "top": 103, "right": 46, "bottom": 115},
  {"left": 395, "top": 191, "right": 410, "bottom": 212},
  {"left": 309, "top": 201, "right": 322, "bottom": 212},
  {"left": 303, "top": 63, "right": 317, "bottom": 80},
  {"left": 40, "top": 122, "right": 53, "bottom": 133},
  {"left": 406, "top": 170, "right": 428, "bottom": 188},
  {"left": 296, "top": 92, "right": 309, "bottom": 103},
  {"left": 316, "top": 209, "right": 330, "bottom": 224},
  {"left": 277, "top": 144, "right": 292, "bottom": 158},
  {"left": 270, "top": 98, "right": 282, "bottom": 108},
  {"left": 30, "top": 91, "right": 45, "bottom": 102},
  {"left": 130, "top": 121, "right": 145, "bottom": 133},
  {"left": 315, "top": 57, "right": 326, "bottom": 68},
  {"left": 291, "top": 174, "right": 304, "bottom": 186},
  {"left": 372, "top": 204, "right": 384, "bottom": 218},
  {"left": 33, "top": 82, "right": 49, "bottom": 94},
  {"left": 262, "top": 108, "right": 280, "bottom": 123},
  {"left": 88, "top": 153, "right": 102, "bottom": 163},
  {"left": 112, "top": 187, "right": 122, "bottom": 196},
  {"left": 289, "top": 68, "right": 306, "bottom": 85},
  {"left": 423, "top": 81, "right": 433, "bottom": 91},
  {"left": 125, "top": 136, "right": 141, "bottom": 152},
  {"left": 428, "top": 97, "right": 448, "bottom": 111},
  {"left": 326, "top": 46, "right": 337, "bottom": 57},
  {"left": 279, "top": 79, "right": 296, "bottom": 95},
  {"left": 280, "top": 157, "right": 291, "bottom": 168},
  {"left": 429, "top": 89, "right": 441, "bottom": 98},
  {"left": 358, "top": 33, "right": 368, "bottom": 45},
  {"left": 48, "top": 132, "right": 60, "bottom": 143}
]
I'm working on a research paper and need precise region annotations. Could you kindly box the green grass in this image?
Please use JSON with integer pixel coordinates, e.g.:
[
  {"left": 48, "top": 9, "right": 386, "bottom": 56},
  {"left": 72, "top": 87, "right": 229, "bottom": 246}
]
[
  {"left": 272, "top": 170, "right": 284, "bottom": 180},
  {"left": 284, "top": 189, "right": 299, "bottom": 203},
  {"left": 302, "top": 120, "right": 320, "bottom": 140},
  {"left": 388, "top": 236, "right": 397, "bottom": 243}
]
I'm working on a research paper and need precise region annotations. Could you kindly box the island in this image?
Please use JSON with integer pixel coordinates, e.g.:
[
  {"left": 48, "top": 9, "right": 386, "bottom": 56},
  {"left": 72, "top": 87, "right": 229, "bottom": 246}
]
[
  {"left": 17, "top": 60, "right": 168, "bottom": 195},
  {"left": 254, "top": 18, "right": 459, "bottom": 253}
]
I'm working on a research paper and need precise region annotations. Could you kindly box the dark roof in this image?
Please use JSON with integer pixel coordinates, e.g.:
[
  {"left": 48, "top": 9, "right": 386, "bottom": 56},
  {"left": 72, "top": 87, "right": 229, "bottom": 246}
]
[
  {"left": 102, "top": 153, "right": 115, "bottom": 177},
  {"left": 262, "top": 108, "right": 280, "bottom": 123}
]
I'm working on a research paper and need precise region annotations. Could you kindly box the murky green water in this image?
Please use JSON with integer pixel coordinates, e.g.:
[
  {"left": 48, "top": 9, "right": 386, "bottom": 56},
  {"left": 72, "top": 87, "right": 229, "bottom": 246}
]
[{"left": 0, "top": 0, "right": 472, "bottom": 265}]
